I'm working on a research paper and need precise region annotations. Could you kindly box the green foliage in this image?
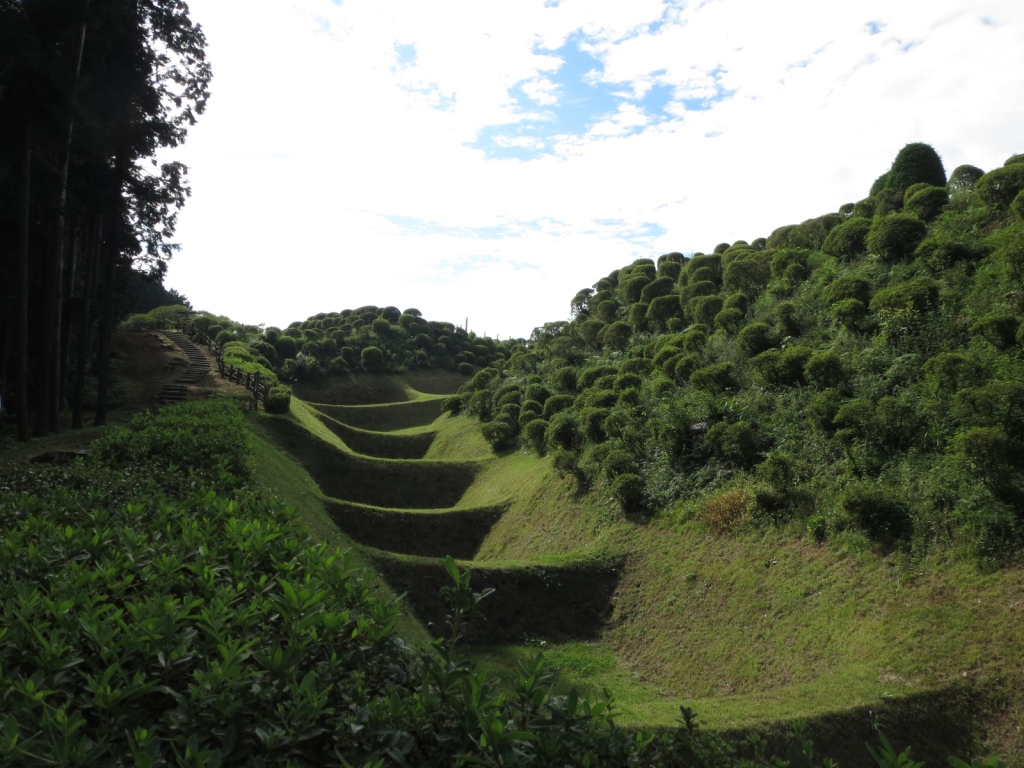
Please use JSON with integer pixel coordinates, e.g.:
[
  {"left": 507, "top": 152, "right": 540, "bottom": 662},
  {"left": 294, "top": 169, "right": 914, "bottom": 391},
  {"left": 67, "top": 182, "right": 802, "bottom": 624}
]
[
  {"left": 690, "top": 362, "right": 737, "bottom": 394},
  {"left": 903, "top": 185, "right": 949, "bottom": 221},
  {"left": 869, "top": 277, "right": 940, "bottom": 313},
  {"left": 804, "top": 350, "right": 845, "bottom": 388},
  {"left": 737, "top": 322, "right": 774, "bottom": 356},
  {"left": 838, "top": 482, "right": 912, "bottom": 543},
  {"left": 866, "top": 214, "right": 928, "bottom": 261},
  {"left": 947, "top": 164, "right": 984, "bottom": 193},
  {"left": 360, "top": 345, "right": 386, "bottom": 372},
  {"left": 609, "top": 473, "right": 645, "bottom": 513},
  {"left": 704, "top": 421, "right": 758, "bottom": 468},
  {"left": 723, "top": 257, "right": 771, "bottom": 295},
  {"left": 884, "top": 142, "right": 946, "bottom": 196},
  {"left": 970, "top": 313, "right": 1018, "bottom": 349},
  {"left": 543, "top": 394, "right": 575, "bottom": 419},
  {"left": 975, "top": 164, "right": 1024, "bottom": 209},
  {"left": 263, "top": 385, "right": 292, "bottom": 414},
  {"left": 986, "top": 223, "right": 1024, "bottom": 281},
  {"left": 523, "top": 418, "right": 549, "bottom": 455},
  {"left": 831, "top": 298, "right": 867, "bottom": 331}
]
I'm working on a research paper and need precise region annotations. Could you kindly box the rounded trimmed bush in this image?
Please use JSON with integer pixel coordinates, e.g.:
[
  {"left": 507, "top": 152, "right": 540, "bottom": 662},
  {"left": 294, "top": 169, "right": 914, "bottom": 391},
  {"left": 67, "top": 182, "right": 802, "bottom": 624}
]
[
  {"left": 737, "top": 322, "right": 774, "bottom": 356},
  {"left": 866, "top": 214, "right": 927, "bottom": 261},
  {"left": 264, "top": 385, "right": 292, "bottom": 414},
  {"left": 804, "top": 350, "right": 845, "bottom": 388},
  {"left": 542, "top": 394, "right": 574, "bottom": 419},
  {"left": 838, "top": 483, "right": 912, "bottom": 543},
  {"left": 904, "top": 185, "right": 949, "bottom": 221},
  {"left": 947, "top": 164, "right": 984, "bottom": 193},
  {"left": 360, "top": 346, "right": 386, "bottom": 372},
  {"left": 831, "top": 298, "right": 867, "bottom": 331},
  {"left": 610, "top": 473, "right": 645, "bottom": 513},
  {"left": 689, "top": 362, "right": 736, "bottom": 394},
  {"left": 704, "top": 420, "right": 757, "bottom": 468},
  {"left": 975, "top": 164, "right": 1024, "bottom": 209}
]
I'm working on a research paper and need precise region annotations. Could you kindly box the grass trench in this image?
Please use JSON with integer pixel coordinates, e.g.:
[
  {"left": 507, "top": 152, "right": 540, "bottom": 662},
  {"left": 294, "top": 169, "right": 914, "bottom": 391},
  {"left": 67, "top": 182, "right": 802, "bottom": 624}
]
[
  {"left": 259, "top": 414, "right": 481, "bottom": 509},
  {"left": 313, "top": 409, "right": 437, "bottom": 459},
  {"left": 324, "top": 500, "right": 506, "bottom": 559},
  {"left": 368, "top": 552, "right": 623, "bottom": 644},
  {"left": 314, "top": 398, "right": 446, "bottom": 432}
]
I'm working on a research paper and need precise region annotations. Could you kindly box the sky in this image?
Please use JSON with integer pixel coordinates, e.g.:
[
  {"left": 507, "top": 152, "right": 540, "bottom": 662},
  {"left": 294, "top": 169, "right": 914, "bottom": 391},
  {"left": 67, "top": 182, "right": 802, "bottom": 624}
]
[{"left": 163, "top": 0, "right": 1024, "bottom": 340}]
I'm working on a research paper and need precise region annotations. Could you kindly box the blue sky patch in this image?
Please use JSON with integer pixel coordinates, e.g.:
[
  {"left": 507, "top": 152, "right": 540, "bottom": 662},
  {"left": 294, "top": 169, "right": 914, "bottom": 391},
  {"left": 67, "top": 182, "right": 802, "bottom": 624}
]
[
  {"left": 865, "top": 20, "right": 885, "bottom": 35},
  {"left": 393, "top": 42, "right": 417, "bottom": 67}
]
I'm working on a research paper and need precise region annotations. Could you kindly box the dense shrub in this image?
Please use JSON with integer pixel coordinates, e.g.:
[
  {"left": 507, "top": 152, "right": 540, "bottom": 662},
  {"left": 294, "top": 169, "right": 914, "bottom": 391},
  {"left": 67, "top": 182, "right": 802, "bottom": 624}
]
[
  {"left": 947, "top": 164, "right": 984, "bottom": 193},
  {"left": 884, "top": 142, "right": 946, "bottom": 195},
  {"left": 869, "top": 277, "right": 940, "bottom": 313},
  {"left": 264, "top": 385, "right": 292, "bottom": 413},
  {"left": 838, "top": 483, "right": 913, "bottom": 543},
  {"left": 360, "top": 345, "right": 386, "bottom": 372},
  {"left": 523, "top": 418, "right": 549, "bottom": 455},
  {"left": 737, "top": 322, "right": 774, "bottom": 356},
  {"left": 690, "top": 362, "right": 737, "bottom": 394},
  {"left": 975, "top": 163, "right": 1024, "bottom": 209},
  {"left": 610, "top": 473, "right": 645, "bottom": 513},
  {"left": 904, "top": 185, "right": 949, "bottom": 221},
  {"left": 804, "top": 350, "right": 845, "bottom": 388},
  {"left": 866, "top": 214, "right": 928, "bottom": 261},
  {"left": 820, "top": 217, "right": 871, "bottom": 260},
  {"left": 971, "top": 313, "right": 1018, "bottom": 349},
  {"left": 543, "top": 394, "right": 575, "bottom": 419},
  {"left": 704, "top": 421, "right": 758, "bottom": 468}
]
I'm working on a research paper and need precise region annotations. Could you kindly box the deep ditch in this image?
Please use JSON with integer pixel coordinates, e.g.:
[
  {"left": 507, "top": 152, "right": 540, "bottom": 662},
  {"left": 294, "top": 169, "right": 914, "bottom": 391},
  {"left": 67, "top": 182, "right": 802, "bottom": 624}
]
[{"left": 261, "top": 377, "right": 622, "bottom": 644}]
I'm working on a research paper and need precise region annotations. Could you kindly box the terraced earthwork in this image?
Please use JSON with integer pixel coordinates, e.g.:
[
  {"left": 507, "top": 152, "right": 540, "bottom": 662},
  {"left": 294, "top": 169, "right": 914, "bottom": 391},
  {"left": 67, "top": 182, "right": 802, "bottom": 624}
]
[{"left": 261, "top": 373, "right": 621, "bottom": 644}]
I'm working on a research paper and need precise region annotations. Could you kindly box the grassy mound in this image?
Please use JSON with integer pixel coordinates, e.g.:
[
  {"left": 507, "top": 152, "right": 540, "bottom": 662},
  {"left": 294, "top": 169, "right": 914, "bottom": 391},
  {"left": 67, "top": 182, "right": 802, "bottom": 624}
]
[
  {"left": 324, "top": 500, "right": 506, "bottom": 559},
  {"left": 260, "top": 415, "right": 481, "bottom": 508},
  {"left": 369, "top": 551, "right": 623, "bottom": 644},
  {"left": 313, "top": 409, "right": 436, "bottom": 459},
  {"left": 314, "top": 398, "right": 445, "bottom": 431}
]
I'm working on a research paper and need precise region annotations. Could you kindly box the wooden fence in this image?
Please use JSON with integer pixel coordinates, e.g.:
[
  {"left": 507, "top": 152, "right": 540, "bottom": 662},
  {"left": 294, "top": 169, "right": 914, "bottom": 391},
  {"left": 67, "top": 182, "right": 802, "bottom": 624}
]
[{"left": 192, "top": 331, "right": 270, "bottom": 409}]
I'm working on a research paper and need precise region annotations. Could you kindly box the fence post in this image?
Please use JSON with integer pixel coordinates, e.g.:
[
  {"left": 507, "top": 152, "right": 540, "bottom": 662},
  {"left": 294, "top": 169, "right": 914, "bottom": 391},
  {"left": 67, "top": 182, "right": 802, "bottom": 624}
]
[{"left": 253, "top": 372, "right": 261, "bottom": 409}]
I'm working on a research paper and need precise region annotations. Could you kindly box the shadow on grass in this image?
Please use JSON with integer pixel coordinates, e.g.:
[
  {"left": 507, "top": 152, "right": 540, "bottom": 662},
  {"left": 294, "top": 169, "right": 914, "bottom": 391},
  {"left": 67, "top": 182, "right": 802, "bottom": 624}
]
[
  {"left": 315, "top": 400, "right": 445, "bottom": 432},
  {"left": 725, "top": 683, "right": 993, "bottom": 768},
  {"left": 261, "top": 416, "right": 480, "bottom": 509},
  {"left": 325, "top": 501, "right": 506, "bottom": 559},
  {"left": 314, "top": 410, "right": 436, "bottom": 459},
  {"left": 371, "top": 554, "right": 623, "bottom": 644}
]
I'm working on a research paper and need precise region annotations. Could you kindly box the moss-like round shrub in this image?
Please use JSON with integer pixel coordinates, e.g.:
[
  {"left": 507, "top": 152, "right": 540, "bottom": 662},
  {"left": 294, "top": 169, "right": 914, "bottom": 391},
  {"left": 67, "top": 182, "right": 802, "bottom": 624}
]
[
  {"left": 866, "top": 214, "right": 927, "bottom": 261},
  {"left": 947, "top": 164, "right": 984, "bottom": 193},
  {"left": 737, "top": 322, "right": 774, "bottom": 357},
  {"left": 831, "top": 298, "right": 867, "bottom": 331},
  {"left": 704, "top": 420, "right": 757, "bottom": 468},
  {"left": 904, "top": 185, "right": 949, "bottom": 221},
  {"left": 838, "top": 483, "right": 912, "bottom": 543},
  {"left": 804, "top": 350, "right": 845, "bottom": 388},
  {"left": 610, "top": 473, "right": 645, "bottom": 513},
  {"left": 976, "top": 164, "right": 1024, "bottom": 209},
  {"left": 542, "top": 394, "right": 574, "bottom": 419},
  {"left": 546, "top": 411, "right": 580, "bottom": 451},
  {"left": 523, "top": 418, "right": 549, "bottom": 456},
  {"left": 690, "top": 362, "right": 736, "bottom": 394},
  {"left": 869, "top": 276, "right": 940, "bottom": 314},
  {"left": 264, "top": 385, "right": 292, "bottom": 414}
]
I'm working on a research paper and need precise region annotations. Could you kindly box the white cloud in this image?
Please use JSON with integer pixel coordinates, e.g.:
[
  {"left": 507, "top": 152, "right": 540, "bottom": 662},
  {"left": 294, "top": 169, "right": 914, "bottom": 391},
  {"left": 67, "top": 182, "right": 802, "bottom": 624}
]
[{"left": 165, "top": 0, "right": 1024, "bottom": 339}]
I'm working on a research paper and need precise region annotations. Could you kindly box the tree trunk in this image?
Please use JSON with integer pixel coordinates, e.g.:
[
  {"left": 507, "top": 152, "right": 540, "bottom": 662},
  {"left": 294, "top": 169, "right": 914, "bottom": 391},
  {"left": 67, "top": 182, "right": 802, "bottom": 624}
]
[
  {"left": 16, "top": 115, "right": 32, "bottom": 442},
  {"left": 72, "top": 215, "right": 101, "bottom": 429},
  {"left": 93, "top": 222, "right": 118, "bottom": 427}
]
